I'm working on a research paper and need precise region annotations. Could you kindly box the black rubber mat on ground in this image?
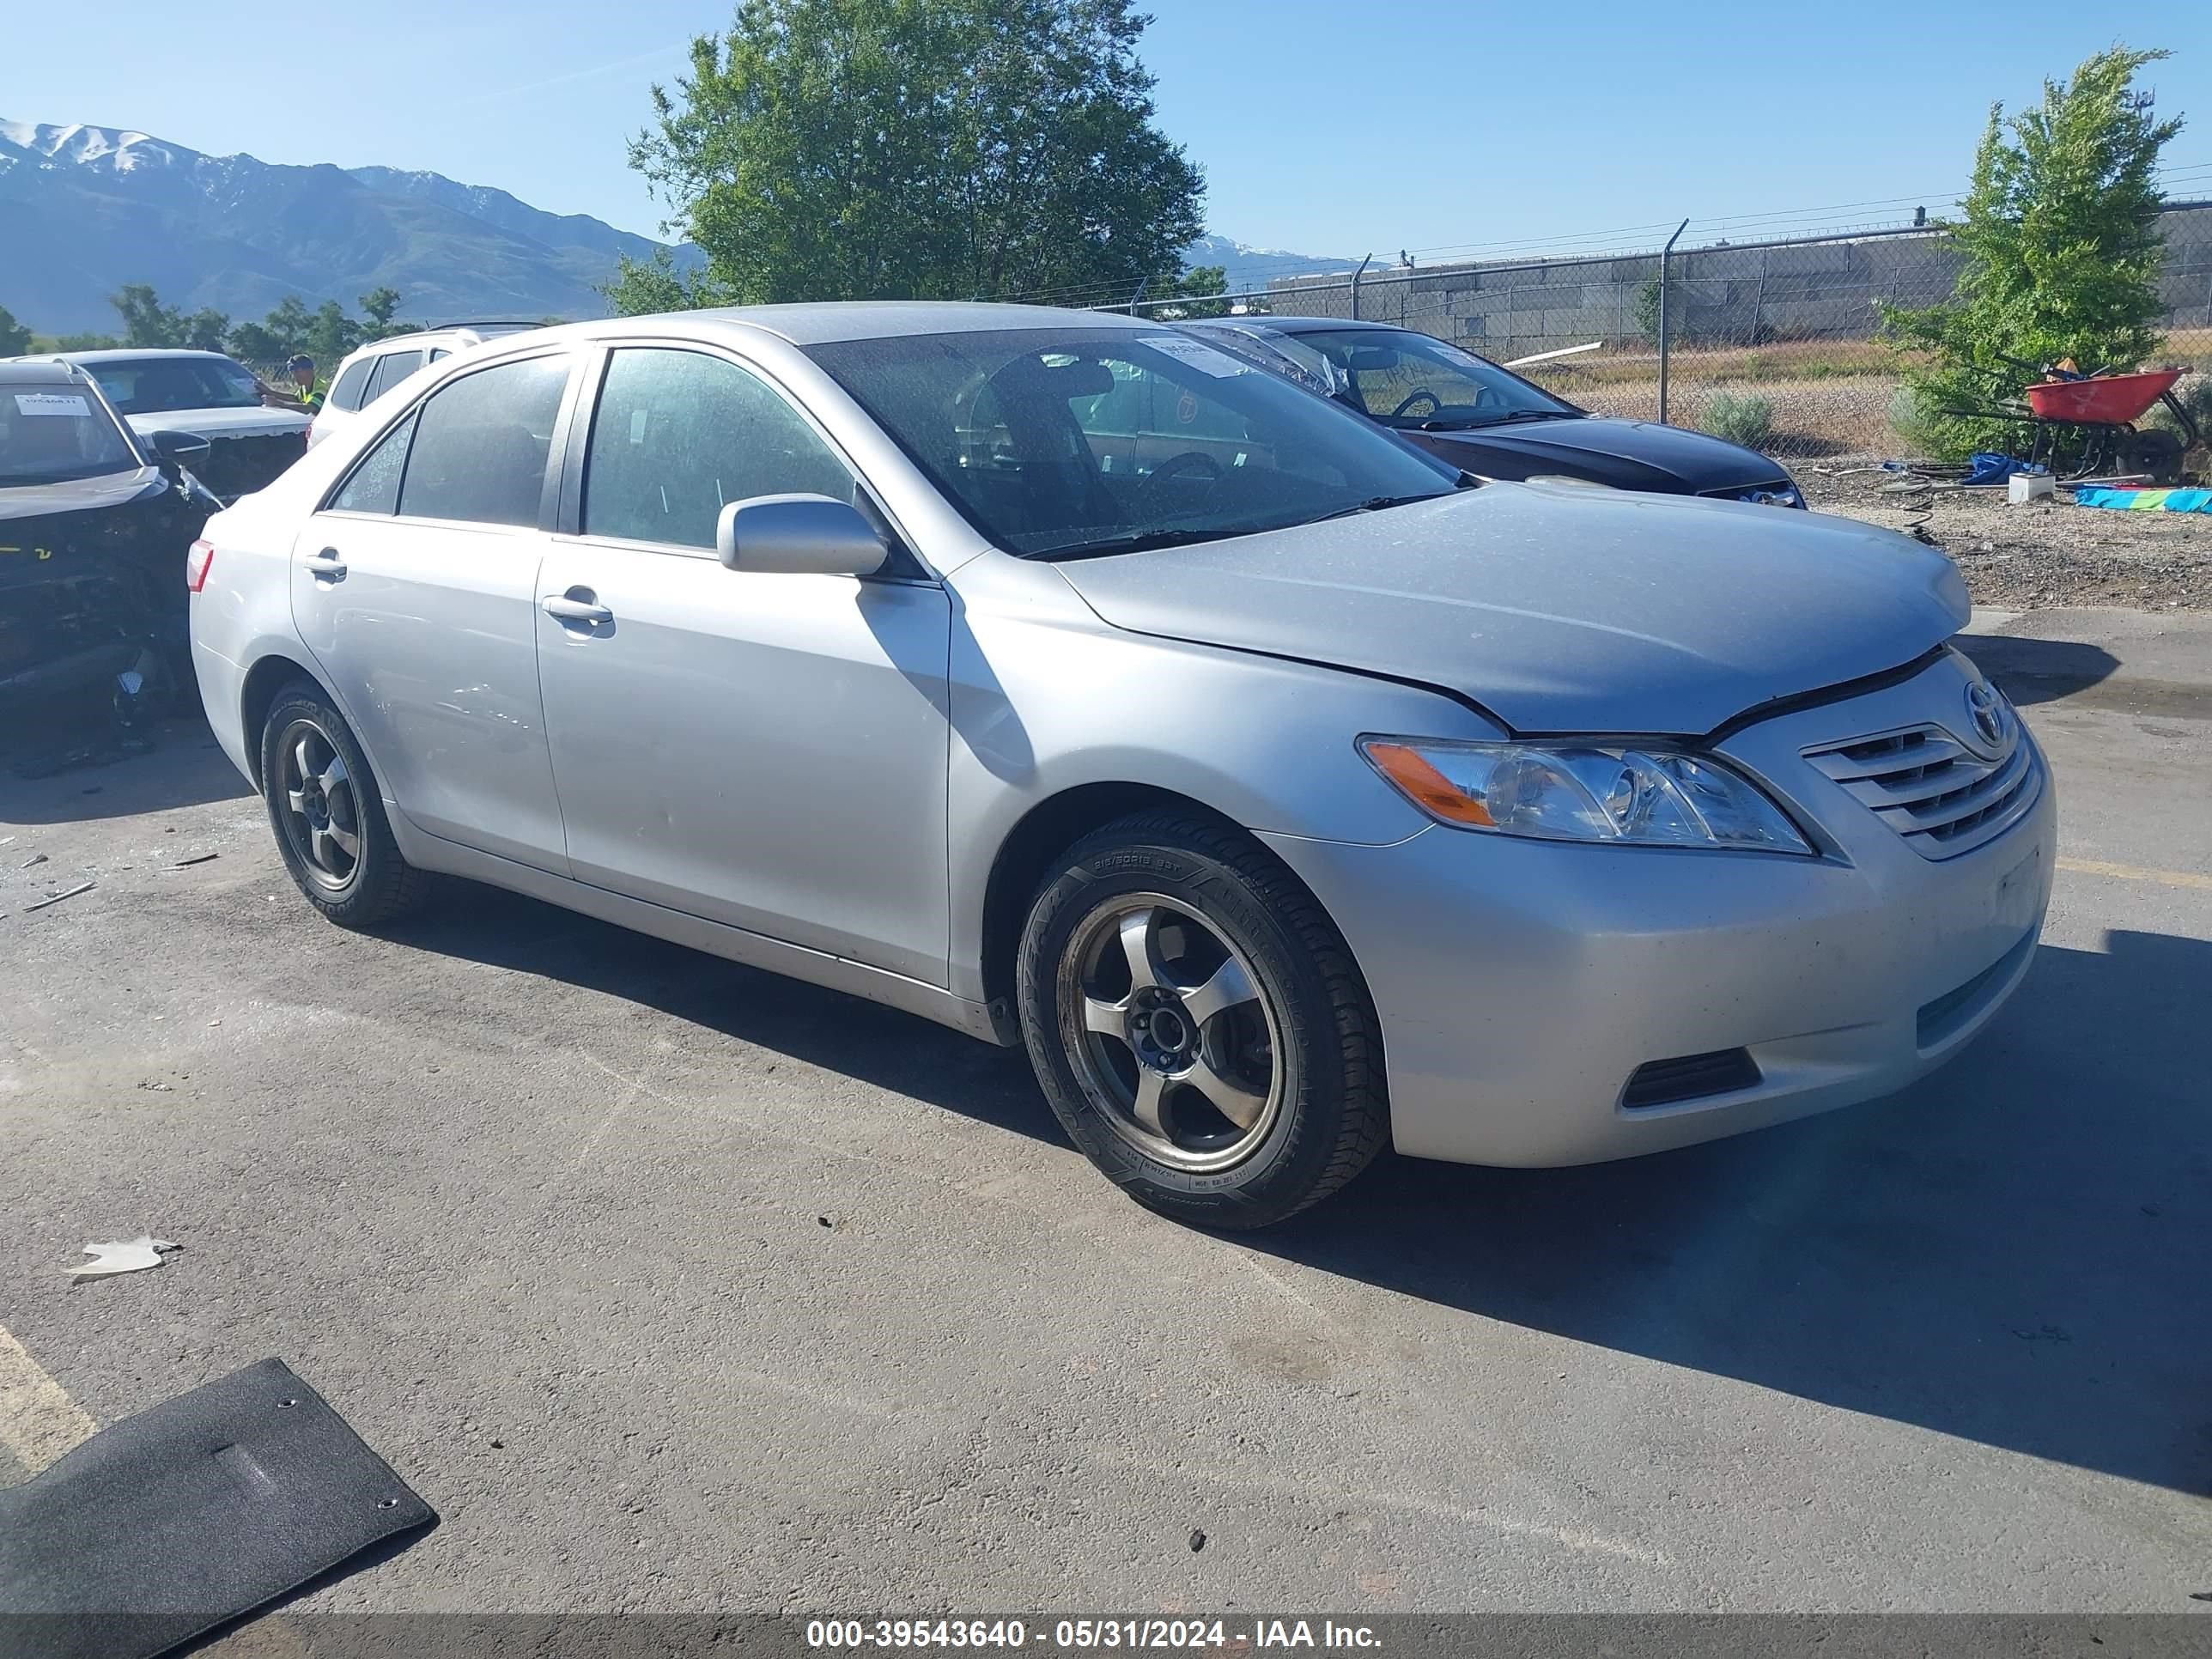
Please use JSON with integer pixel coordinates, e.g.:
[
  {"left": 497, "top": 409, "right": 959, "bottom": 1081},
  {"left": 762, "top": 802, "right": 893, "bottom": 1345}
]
[{"left": 0, "top": 1356, "right": 434, "bottom": 1659}]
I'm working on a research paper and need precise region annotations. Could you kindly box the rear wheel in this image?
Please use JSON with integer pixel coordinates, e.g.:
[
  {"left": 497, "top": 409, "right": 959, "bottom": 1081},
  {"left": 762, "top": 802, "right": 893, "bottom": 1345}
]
[
  {"left": 1016, "top": 811, "right": 1387, "bottom": 1228},
  {"left": 259, "top": 683, "right": 428, "bottom": 927}
]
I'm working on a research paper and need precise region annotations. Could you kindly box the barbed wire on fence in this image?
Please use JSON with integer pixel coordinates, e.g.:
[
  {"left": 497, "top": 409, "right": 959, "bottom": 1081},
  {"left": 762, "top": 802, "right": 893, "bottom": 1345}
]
[{"left": 1021, "top": 195, "right": 2212, "bottom": 463}]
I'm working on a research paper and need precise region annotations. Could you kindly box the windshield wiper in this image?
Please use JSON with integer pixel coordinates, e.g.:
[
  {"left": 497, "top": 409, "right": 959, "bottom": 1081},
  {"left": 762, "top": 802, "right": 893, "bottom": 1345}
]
[
  {"left": 1028, "top": 526, "right": 1245, "bottom": 562},
  {"left": 1429, "top": 407, "right": 1577, "bottom": 430},
  {"left": 1307, "top": 489, "right": 1459, "bottom": 524}
]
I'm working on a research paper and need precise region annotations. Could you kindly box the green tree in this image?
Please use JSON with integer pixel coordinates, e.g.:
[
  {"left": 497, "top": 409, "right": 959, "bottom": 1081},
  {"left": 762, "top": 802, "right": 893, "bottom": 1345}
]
[
  {"left": 112, "top": 283, "right": 187, "bottom": 347},
  {"left": 599, "top": 247, "right": 729, "bottom": 316},
  {"left": 1881, "top": 46, "right": 2185, "bottom": 459},
  {"left": 359, "top": 287, "right": 408, "bottom": 341},
  {"left": 0, "top": 304, "right": 30, "bottom": 357},
  {"left": 53, "top": 330, "right": 122, "bottom": 351},
  {"left": 181, "top": 308, "right": 231, "bottom": 353},
  {"left": 1160, "top": 264, "right": 1229, "bottom": 319},
  {"left": 630, "top": 0, "right": 1205, "bottom": 305}
]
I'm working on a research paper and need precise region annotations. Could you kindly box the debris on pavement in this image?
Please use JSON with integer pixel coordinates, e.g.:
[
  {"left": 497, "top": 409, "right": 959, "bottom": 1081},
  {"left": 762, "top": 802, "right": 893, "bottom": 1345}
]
[
  {"left": 64, "top": 1237, "right": 181, "bottom": 1279},
  {"left": 1188, "top": 1528, "right": 1206, "bottom": 1553},
  {"left": 24, "top": 882, "right": 94, "bottom": 913},
  {"left": 172, "top": 853, "right": 220, "bottom": 867},
  {"left": 20, "top": 852, "right": 46, "bottom": 868}
]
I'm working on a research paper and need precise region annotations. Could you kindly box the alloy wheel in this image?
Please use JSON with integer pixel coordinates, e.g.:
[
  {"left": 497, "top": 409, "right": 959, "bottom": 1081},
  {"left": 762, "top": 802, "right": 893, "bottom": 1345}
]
[
  {"left": 1060, "top": 892, "right": 1284, "bottom": 1173},
  {"left": 274, "top": 717, "right": 364, "bottom": 890}
]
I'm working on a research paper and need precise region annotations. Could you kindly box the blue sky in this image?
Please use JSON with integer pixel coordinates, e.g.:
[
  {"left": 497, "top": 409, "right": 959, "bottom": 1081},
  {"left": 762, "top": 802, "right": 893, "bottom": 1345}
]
[{"left": 10, "top": 1, "right": 2209, "bottom": 263}]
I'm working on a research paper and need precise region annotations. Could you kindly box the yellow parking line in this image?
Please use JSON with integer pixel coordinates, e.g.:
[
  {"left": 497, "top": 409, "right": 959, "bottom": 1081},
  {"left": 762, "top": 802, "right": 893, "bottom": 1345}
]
[
  {"left": 2055, "top": 856, "right": 2212, "bottom": 893},
  {"left": 0, "top": 1322, "right": 97, "bottom": 1475}
]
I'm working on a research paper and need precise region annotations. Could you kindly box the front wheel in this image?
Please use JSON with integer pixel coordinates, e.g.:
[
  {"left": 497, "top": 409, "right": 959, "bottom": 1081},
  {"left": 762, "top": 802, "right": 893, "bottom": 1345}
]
[{"left": 1015, "top": 812, "right": 1388, "bottom": 1229}]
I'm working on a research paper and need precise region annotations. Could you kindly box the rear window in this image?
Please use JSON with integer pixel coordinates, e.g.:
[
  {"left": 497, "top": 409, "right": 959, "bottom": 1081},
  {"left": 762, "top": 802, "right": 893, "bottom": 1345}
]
[
  {"left": 0, "top": 384, "right": 141, "bottom": 485},
  {"left": 328, "top": 358, "right": 375, "bottom": 412}
]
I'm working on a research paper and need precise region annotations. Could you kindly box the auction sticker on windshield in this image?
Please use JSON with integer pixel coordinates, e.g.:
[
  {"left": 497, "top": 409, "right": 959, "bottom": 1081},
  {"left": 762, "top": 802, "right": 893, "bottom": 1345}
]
[
  {"left": 1139, "top": 337, "right": 1248, "bottom": 378},
  {"left": 13, "top": 394, "right": 93, "bottom": 417}
]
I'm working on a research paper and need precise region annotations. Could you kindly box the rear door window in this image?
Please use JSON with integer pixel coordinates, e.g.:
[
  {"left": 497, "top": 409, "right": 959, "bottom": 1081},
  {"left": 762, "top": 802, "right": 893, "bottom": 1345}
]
[
  {"left": 330, "top": 411, "right": 418, "bottom": 514},
  {"left": 365, "top": 350, "right": 426, "bottom": 404},
  {"left": 395, "top": 355, "right": 570, "bottom": 528}
]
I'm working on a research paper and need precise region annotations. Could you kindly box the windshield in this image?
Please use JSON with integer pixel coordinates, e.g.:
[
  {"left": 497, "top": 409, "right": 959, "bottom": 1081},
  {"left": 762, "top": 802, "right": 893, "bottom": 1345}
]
[
  {"left": 805, "top": 327, "right": 1460, "bottom": 559},
  {"left": 1287, "top": 329, "right": 1576, "bottom": 429},
  {"left": 0, "top": 383, "right": 143, "bottom": 486},
  {"left": 86, "top": 356, "right": 265, "bottom": 415}
]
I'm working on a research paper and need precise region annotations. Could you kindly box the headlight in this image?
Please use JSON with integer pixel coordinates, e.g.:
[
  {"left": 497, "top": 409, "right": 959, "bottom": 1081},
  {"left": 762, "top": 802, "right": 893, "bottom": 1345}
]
[
  {"left": 1739, "top": 476, "right": 1805, "bottom": 508},
  {"left": 1358, "top": 736, "right": 1814, "bottom": 854}
]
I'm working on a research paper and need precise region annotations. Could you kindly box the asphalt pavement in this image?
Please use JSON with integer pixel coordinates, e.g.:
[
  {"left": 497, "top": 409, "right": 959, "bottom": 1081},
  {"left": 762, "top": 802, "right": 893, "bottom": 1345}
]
[{"left": 1, "top": 607, "right": 2207, "bottom": 1618}]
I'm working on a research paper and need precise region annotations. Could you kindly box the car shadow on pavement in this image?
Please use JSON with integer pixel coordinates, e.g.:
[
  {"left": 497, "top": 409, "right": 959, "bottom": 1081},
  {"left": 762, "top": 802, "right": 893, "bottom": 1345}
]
[
  {"left": 0, "top": 716, "right": 252, "bottom": 825},
  {"left": 380, "top": 883, "right": 1054, "bottom": 1141},
  {"left": 1954, "top": 634, "right": 2120, "bottom": 708},
  {"left": 1247, "top": 928, "right": 2212, "bottom": 1498}
]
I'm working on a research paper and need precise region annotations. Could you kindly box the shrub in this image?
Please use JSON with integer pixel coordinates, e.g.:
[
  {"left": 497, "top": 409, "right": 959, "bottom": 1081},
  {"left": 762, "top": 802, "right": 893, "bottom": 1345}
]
[{"left": 1699, "top": 391, "right": 1775, "bottom": 449}]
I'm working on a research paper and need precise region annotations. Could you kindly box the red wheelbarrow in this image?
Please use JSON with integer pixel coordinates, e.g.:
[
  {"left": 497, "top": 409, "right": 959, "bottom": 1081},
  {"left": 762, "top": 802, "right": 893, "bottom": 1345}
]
[{"left": 1943, "top": 361, "right": 2200, "bottom": 484}]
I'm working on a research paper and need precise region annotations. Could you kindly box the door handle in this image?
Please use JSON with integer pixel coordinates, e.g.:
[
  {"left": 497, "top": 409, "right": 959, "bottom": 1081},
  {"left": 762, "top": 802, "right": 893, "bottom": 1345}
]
[
  {"left": 303, "top": 550, "right": 347, "bottom": 580},
  {"left": 541, "top": 590, "right": 613, "bottom": 626}
]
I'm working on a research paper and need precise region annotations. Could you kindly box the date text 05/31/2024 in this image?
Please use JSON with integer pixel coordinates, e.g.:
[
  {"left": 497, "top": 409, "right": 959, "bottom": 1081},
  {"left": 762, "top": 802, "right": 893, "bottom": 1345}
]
[{"left": 805, "top": 1620, "right": 1383, "bottom": 1650}]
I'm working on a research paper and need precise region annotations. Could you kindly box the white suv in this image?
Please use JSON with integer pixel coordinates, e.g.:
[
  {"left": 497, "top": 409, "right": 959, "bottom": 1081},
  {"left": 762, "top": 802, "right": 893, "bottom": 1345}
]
[{"left": 310, "top": 322, "right": 544, "bottom": 449}]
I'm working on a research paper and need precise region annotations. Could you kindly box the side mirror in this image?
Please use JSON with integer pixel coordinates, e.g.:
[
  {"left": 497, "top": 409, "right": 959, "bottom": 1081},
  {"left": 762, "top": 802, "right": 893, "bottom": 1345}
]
[
  {"left": 715, "top": 495, "right": 888, "bottom": 577},
  {"left": 149, "top": 428, "right": 212, "bottom": 469}
]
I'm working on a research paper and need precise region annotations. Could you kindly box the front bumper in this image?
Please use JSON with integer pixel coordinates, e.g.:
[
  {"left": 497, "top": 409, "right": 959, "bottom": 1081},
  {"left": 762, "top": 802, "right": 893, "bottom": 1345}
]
[{"left": 1261, "top": 653, "right": 2055, "bottom": 1166}]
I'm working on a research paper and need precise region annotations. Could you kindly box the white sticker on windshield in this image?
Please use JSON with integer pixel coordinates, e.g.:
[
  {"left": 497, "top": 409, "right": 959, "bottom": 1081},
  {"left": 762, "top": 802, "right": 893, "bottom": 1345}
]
[
  {"left": 14, "top": 393, "right": 92, "bottom": 417},
  {"left": 1139, "top": 336, "right": 1249, "bottom": 379}
]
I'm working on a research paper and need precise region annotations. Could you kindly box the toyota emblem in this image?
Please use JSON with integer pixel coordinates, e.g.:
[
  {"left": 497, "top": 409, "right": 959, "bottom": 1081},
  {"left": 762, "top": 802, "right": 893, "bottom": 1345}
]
[{"left": 1965, "top": 680, "right": 2008, "bottom": 750}]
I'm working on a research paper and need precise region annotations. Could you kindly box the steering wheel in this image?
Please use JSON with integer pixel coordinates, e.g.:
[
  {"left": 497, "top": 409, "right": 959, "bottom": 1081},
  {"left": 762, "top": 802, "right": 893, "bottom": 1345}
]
[
  {"left": 1391, "top": 389, "right": 1441, "bottom": 420},
  {"left": 1138, "top": 450, "right": 1224, "bottom": 505}
]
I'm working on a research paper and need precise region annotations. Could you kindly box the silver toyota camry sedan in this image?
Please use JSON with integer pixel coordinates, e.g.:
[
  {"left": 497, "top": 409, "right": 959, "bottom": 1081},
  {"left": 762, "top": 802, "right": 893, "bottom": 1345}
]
[{"left": 188, "top": 303, "right": 2053, "bottom": 1227}]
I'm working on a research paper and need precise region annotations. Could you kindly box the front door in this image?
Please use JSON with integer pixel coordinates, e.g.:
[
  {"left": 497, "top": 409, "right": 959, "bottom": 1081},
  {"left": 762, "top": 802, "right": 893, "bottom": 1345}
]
[
  {"left": 532, "top": 344, "right": 952, "bottom": 984},
  {"left": 291, "top": 349, "right": 574, "bottom": 872}
]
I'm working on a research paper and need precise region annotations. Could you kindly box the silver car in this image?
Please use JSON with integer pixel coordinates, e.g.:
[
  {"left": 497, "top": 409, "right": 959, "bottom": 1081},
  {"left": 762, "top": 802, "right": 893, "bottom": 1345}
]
[{"left": 188, "top": 304, "right": 2054, "bottom": 1227}]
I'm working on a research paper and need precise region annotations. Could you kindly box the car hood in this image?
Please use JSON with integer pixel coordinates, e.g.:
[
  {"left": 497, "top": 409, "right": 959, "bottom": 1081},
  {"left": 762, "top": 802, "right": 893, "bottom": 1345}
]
[
  {"left": 0, "top": 468, "right": 167, "bottom": 524},
  {"left": 125, "top": 407, "right": 313, "bottom": 440},
  {"left": 1420, "top": 416, "right": 1784, "bottom": 492},
  {"left": 1049, "top": 483, "right": 1967, "bottom": 735}
]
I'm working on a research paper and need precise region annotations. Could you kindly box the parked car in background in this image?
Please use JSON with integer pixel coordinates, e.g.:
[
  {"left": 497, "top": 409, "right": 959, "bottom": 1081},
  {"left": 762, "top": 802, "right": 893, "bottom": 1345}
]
[
  {"left": 2, "top": 360, "right": 218, "bottom": 725},
  {"left": 311, "top": 322, "right": 547, "bottom": 449},
  {"left": 191, "top": 305, "right": 2049, "bottom": 1228},
  {"left": 1179, "top": 316, "right": 1807, "bottom": 507},
  {"left": 24, "top": 349, "right": 312, "bottom": 503}
]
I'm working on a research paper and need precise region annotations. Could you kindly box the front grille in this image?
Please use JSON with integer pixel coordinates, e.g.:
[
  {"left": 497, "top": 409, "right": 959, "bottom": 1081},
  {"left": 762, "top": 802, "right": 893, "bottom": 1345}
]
[
  {"left": 1620, "top": 1048, "right": 1763, "bottom": 1110},
  {"left": 1802, "top": 720, "right": 2041, "bottom": 860}
]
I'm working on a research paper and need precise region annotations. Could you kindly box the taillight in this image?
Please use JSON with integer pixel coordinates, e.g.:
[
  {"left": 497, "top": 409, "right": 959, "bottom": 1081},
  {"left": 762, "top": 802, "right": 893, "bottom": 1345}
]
[{"left": 186, "top": 539, "right": 216, "bottom": 592}]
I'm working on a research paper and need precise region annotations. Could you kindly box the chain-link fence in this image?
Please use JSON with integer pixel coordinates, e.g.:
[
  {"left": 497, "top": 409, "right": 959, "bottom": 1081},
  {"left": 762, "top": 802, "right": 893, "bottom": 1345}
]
[{"left": 1103, "top": 203, "right": 2212, "bottom": 462}]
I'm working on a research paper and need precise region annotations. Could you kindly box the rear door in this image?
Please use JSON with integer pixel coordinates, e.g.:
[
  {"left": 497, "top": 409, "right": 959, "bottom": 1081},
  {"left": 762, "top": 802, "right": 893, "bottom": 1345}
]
[
  {"left": 532, "top": 342, "right": 952, "bottom": 981},
  {"left": 291, "top": 349, "right": 577, "bottom": 872}
]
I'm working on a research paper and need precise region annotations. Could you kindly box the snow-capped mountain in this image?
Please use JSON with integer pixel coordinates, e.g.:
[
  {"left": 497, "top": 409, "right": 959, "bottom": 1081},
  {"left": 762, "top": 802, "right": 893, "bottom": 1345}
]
[
  {"left": 0, "top": 118, "right": 1348, "bottom": 335},
  {"left": 1182, "top": 234, "right": 1357, "bottom": 291},
  {"left": 0, "top": 119, "right": 685, "bottom": 334}
]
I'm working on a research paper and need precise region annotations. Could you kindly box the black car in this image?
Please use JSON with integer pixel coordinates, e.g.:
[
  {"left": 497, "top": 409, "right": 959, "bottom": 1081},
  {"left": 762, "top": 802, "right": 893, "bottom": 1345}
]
[
  {"left": 0, "top": 362, "right": 219, "bottom": 724},
  {"left": 1179, "top": 317, "right": 1805, "bottom": 507}
]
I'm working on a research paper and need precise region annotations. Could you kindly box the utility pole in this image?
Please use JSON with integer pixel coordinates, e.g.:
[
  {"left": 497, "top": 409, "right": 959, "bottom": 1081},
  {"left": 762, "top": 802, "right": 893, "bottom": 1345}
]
[{"left": 1351, "top": 253, "right": 1372, "bottom": 321}]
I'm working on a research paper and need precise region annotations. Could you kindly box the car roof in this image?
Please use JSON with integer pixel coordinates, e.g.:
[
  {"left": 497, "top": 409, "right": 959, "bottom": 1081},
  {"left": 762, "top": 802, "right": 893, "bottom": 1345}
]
[
  {"left": 0, "top": 359, "right": 94, "bottom": 384},
  {"left": 52, "top": 348, "right": 244, "bottom": 363},
  {"left": 551, "top": 301, "right": 1153, "bottom": 349}
]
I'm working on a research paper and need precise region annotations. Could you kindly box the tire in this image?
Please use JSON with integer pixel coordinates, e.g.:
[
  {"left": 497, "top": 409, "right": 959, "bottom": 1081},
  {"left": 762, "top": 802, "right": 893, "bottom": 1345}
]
[
  {"left": 1015, "top": 811, "right": 1388, "bottom": 1229},
  {"left": 258, "top": 681, "right": 429, "bottom": 927}
]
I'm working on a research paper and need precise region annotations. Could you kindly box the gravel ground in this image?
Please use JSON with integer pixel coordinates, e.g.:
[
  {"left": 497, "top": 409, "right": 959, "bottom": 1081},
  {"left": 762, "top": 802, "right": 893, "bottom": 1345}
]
[{"left": 1801, "top": 466, "right": 2212, "bottom": 612}]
